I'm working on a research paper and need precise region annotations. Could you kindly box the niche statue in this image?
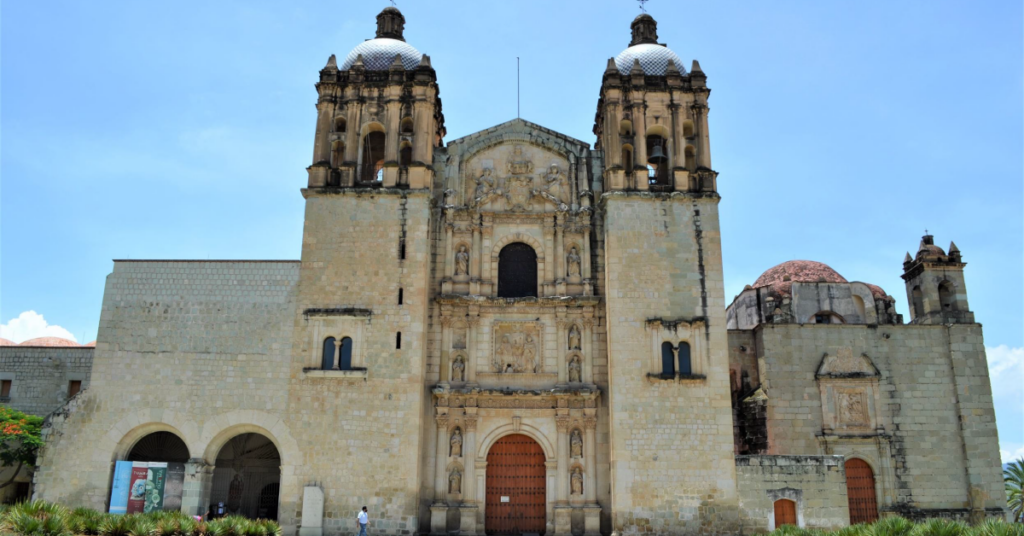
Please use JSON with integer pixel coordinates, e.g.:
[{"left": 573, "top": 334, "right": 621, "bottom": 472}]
[
  {"left": 570, "top": 467, "right": 583, "bottom": 495},
  {"left": 449, "top": 468, "right": 462, "bottom": 494},
  {"left": 567, "top": 247, "right": 581, "bottom": 278},
  {"left": 570, "top": 429, "right": 583, "bottom": 458},
  {"left": 567, "top": 355, "right": 582, "bottom": 383},
  {"left": 455, "top": 245, "right": 469, "bottom": 276},
  {"left": 452, "top": 356, "right": 465, "bottom": 382},
  {"left": 450, "top": 428, "right": 463, "bottom": 457},
  {"left": 568, "top": 324, "right": 581, "bottom": 351}
]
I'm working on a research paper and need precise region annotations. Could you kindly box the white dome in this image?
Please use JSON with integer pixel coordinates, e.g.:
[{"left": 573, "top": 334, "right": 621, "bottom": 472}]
[
  {"left": 341, "top": 38, "right": 422, "bottom": 71},
  {"left": 614, "top": 43, "right": 685, "bottom": 76}
]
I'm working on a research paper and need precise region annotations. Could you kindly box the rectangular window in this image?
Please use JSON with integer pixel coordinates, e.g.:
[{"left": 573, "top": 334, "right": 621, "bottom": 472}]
[
  {"left": 398, "top": 288, "right": 404, "bottom": 305},
  {"left": 399, "top": 239, "right": 406, "bottom": 260},
  {"left": 0, "top": 380, "right": 11, "bottom": 398},
  {"left": 68, "top": 380, "right": 82, "bottom": 398},
  {"left": 396, "top": 332, "right": 402, "bottom": 350}
]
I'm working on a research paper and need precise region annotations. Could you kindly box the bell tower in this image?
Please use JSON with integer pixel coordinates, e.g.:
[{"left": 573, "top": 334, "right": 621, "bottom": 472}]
[
  {"left": 901, "top": 233, "right": 974, "bottom": 324},
  {"left": 593, "top": 13, "right": 716, "bottom": 193}
]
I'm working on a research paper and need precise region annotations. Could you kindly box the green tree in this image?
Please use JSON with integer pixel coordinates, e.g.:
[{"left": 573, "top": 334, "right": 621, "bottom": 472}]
[
  {"left": 0, "top": 405, "right": 44, "bottom": 490},
  {"left": 1006, "top": 457, "right": 1024, "bottom": 523}
]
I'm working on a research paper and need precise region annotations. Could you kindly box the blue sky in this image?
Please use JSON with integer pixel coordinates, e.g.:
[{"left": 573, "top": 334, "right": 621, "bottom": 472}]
[{"left": 2, "top": 1, "right": 1021, "bottom": 460}]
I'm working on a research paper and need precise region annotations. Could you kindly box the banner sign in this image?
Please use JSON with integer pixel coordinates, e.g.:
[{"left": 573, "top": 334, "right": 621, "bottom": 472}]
[
  {"left": 162, "top": 463, "right": 185, "bottom": 512},
  {"left": 126, "top": 462, "right": 149, "bottom": 514},
  {"left": 108, "top": 461, "right": 133, "bottom": 514},
  {"left": 144, "top": 462, "right": 168, "bottom": 513}
]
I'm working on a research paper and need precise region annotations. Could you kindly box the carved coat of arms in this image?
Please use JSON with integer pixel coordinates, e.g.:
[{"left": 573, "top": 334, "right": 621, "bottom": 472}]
[{"left": 493, "top": 322, "right": 542, "bottom": 373}]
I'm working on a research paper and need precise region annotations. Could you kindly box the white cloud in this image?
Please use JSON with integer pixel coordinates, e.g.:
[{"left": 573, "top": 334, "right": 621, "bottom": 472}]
[
  {"left": 0, "top": 311, "right": 77, "bottom": 344},
  {"left": 988, "top": 345, "right": 1024, "bottom": 464}
]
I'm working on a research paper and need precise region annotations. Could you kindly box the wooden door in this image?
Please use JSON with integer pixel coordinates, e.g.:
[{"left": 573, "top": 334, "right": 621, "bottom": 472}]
[
  {"left": 774, "top": 499, "right": 796, "bottom": 528},
  {"left": 486, "top": 434, "right": 546, "bottom": 534},
  {"left": 845, "top": 458, "right": 878, "bottom": 524}
]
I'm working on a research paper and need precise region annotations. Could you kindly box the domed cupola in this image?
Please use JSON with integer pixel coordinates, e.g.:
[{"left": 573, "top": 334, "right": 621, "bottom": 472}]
[
  {"left": 340, "top": 7, "right": 423, "bottom": 71},
  {"left": 614, "top": 14, "right": 685, "bottom": 76}
]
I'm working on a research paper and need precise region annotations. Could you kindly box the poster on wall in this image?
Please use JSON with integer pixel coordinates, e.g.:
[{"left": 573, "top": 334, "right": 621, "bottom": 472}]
[
  {"left": 162, "top": 463, "right": 185, "bottom": 512},
  {"left": 143, "top": 462, "right": 168, "bottom": 513},
  {"left": 108, "top": 461, "right": 133, "bottom": 514},
  {"left": 126, "top": 462, "right": 150, "bottom": 514}
]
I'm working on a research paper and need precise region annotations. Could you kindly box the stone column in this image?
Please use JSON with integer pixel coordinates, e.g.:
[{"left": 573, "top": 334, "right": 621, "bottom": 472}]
[
  {"left": 582, "top": 319, "right": 594, "bottom": 384},
  {"left": 581, "top": 227, "right": 592, "bottom": 280},
  {"left": 313, "top": 99, "right": 333, "bottom": 164},
  {"left": 445, "top": 224, "right": 455, "bottom": 278},
  {"left": 440, "top": 317, "right": 452, "bottom": 383},
  {"left": 555, "top": 415, "right": 571, "bottom": 503},
  {"left": 545, "top": 460, "right": 558, "bottom": 536},
  {"left": 181, "top": 459, "right": 213, "bottom": 516},
  {"left": 345, "top": 99, "right": 360, "bottom": 163},
  {"left": 554, "top": 214, "right": 565, "bottom": 282},
  {"left": 556, "top": 320, "right": 567, "bottom": 384},
  {"left": 693, "top": 102, "right": 711, "bottom": 169},
  {"left": 434, "top": 415, "right": 449, "bottom": 502},
  {"left": 466, "top": 317, "right": 479, "bottom": 383},
  {"left": 543, "top": 220, "right": 555, "bottom": 294},
  {"left": 583, "top": 416, "right": 597, "bottom": 503},
  {"left": 470, "top": 223, "right": 482, "bottom": 279},
  {"left": 634, "top": 101, "right": 648, "bottom": 191},
  {"left": 384, "top": 100, "right": 401, "bottom": 163},
  {"left": 463, "top": 416, "right": 478, "bottom": 502},
  {"left": 476, "top": 460, "right": 488, "bottom": 529}
]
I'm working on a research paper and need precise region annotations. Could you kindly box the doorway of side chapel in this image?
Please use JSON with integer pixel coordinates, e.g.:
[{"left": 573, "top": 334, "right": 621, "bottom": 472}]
[{"left": 485, "top": 434, "right": 547, "bottom": 535}]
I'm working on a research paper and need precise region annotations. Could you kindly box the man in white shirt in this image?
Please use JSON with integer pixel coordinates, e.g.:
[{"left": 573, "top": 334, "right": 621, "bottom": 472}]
[{"left": 357, "top": 506, "right": 368, "bottom": 536}]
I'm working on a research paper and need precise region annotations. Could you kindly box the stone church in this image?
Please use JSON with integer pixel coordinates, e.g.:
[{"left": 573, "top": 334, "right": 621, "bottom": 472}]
[{"left": 27, "top": 8, "right": 1006, "bottom": 536}]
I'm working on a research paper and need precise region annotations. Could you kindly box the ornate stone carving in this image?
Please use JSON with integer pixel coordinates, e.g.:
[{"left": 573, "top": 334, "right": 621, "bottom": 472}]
[
  {"left": 448, "top": 467, "right": 462, "bottom": 494},
  {"left": 464, "top": 417, "right": 478, "bottom": 432},
  {"left": 450, "top": 428, "right": 463, "bottom": 457},
  {"left": 567, "top": 354, "right": 582, "bottom": 383},
  {"left": 566, "top": 247, "right": 581, "bottom": 278},
  {"left": 473, "top": 168, "right": 495, "bottom": 201},
  {"left": 492, "top": 322, "right": 543, "bottom": 373},
  {"left": 451, "top": 356, "right": 465, "bottom": 382},
  {"left": 435, "top": 415, "right": 449, "bottom": 428},
  {"left": 568, "top": 324, "right": 581, "bottom": 350},
  {"left": 837, "top": 389, "right": 869, "bottom": 426},
  {"left": 555, "top": 415, "right": 571, "bottom": 431},
  {"left": 454, "top": 245, "right": 469, "bottom": 276},
  {"left": 817, "top": 348, "right": 877, "bottom": 377},
  {"left": 570, "top": 467, "right": 583, "bottom": 495},
  {"left": 478, "top": 398, "right": 553, "bottom": 409},
  {"left": 506, "top": 145, "right": 534, "bottom": 175},
  {"left": 570, "top": 429, "right": 583, "bottom": 458},
  {"left": 583, "top": 416, "right": 597, "bottom": 429}
]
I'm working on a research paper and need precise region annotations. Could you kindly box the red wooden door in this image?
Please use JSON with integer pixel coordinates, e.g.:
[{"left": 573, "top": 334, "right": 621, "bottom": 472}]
[
  {"left": 845, "top": 458, "right": 878, "bottom": 524},
  {"left": 774, "top": 499, "right": 796, "bottom": 528},
  {"left": 486, "top": 434, "right": 546, "bottom": 534}
]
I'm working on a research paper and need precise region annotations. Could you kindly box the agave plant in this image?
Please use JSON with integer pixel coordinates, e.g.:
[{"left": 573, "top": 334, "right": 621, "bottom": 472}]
[
  {"left": 1006, "top": 458, "right": 1024, "bottom": 524},
  {"left": 873, "top": 516, "right": 916, "bottom": 536},
  {"left": 127, "top": 516, "right": 158, "bottom": 536},
  {"left": 911, "top": 518, "right": 970, "bottom": 536},
  {"left": 100, "top": 513, "right": 135, "bottom": 536}
]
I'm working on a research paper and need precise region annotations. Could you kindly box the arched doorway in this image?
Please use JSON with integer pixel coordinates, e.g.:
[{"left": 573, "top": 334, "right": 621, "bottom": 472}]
[
  {"left": 210, "top": 433, "right": 281, "bottom": 520},
  {"left": 120, "top": 431, "right": 190, "bottom": 513},
  {"left": 485, "top": 434, "right": 546, "bottom": 535},
  {"left": 845, "top": 458, "right": 878, "bottom": 524},
  {"left": 126, "top": 431, "right": 189, "bottom": 463},
  {"left": 497, "top": 243, "right": 537, "bottom": 298}
]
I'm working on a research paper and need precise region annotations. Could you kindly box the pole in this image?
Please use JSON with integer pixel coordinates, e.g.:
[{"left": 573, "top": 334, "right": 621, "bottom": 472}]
[{"left": 517, "top": 57, "right": 520, "bottom": 119}]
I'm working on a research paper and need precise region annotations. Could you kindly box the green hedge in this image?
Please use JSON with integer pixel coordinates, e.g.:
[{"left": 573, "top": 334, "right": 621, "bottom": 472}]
[
  {"left": 768, "top": 516, "right": 1023, "bottom": 536},
  {"left": 0, "top": 500, "right": 281, "bottom": 536}
]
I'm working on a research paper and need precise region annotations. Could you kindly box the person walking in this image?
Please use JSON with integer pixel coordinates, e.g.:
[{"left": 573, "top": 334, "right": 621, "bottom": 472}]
[{"left": 357, "top": 506, "right": 368, "bottom": 536}]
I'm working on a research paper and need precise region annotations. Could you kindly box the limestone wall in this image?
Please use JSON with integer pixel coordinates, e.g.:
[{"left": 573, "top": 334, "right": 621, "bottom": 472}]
[
  {"left": 735, "top": 455, "right": 849, "bottom": 532},
  {"left": 33, "top": 260, "right": 301, "bottom": 526},
  {"left": 755, "top": 323, "right": 1006, "bottom": 518},
  {"left": 0, "top": 346, "right": 93, "bottom": 417},
  {"left": 602, "top": 193, "right": 738, "bottom": 534}
]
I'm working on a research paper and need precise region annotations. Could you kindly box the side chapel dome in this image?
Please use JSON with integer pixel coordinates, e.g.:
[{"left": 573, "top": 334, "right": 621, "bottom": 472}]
[
  {"left": 614, "top": 14, "right": 686, "bottom": 76},
  {"left": 340, "top": 7, "right": 423, "bottom": 71}
]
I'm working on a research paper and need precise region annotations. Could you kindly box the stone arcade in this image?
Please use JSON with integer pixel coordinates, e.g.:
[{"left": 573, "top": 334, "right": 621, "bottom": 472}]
[{"left": 26, "top": 8, "right": 1006, "bottom": 536}]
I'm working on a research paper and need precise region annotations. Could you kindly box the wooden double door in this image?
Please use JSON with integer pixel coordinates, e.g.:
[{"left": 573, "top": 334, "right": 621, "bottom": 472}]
[{"left": 485, "top": 434, "right": 547, "bottom": 534}]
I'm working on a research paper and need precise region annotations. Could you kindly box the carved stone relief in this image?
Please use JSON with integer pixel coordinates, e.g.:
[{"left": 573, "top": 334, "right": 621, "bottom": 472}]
[
  {"left": 492, "top": 322, "right": 543, "bottom": 373},
  {"left": 836, "top": 388, "right": 869, "bottom": 427},
  {"left": 466, "top": 144, "right": 570, "bottom": 212}
]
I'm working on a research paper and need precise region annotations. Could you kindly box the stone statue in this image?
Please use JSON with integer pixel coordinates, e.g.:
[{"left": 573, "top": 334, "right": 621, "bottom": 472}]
[
  {"left": 567, "top": 247, "right": 581, "bottom": 278},
  {"left": 543, "top": 163, "right": 565, "bottom": 196},
  {"left": 450, "top": 428, "right": 463, "bottom": 457},
  {"left": 449, "top": 468, "right": 462, "bottom": 494},
  {"left": 568, "top": 324, "right": 581, "bottom": 350},
  {"left": 455, "top": 245, "right": 469, "bottom": 276},
  {"left": 506, "top": 145, "right": 534, "bottom": 176},
  {"left": 474, "top": 168, "right": 494, "bottom": 199},
  {"left": 452, "top": 356, "right": 465, "bottom": 382},
  {"left": 568, "top": 355, "right": 582, "bottom": 383},
  {"left": 570, "top": 467, "right": 583, "bottom": 495},
  {"left": 227, "top": 474, "right": 244, "bottom": 513},
  {"left": 570, "top": 429, "right": 583, "bottom": 458},
  {"left": 523, "top": 335, "right": 538, "bottom": 373}
]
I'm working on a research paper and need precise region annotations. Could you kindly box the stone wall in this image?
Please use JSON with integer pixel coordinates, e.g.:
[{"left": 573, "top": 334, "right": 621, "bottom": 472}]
[
  {"left": 601, "top": 192, "right": 739, "bottom": 534},
  {"left": 0, "top": 346, "right": 93, "bottom": 417},
  {"left": 735, "top": 455, "right": 849, "bottom": 532},
  {"left": 754, "top": 323, "right": 1006, "bottom": 519}
]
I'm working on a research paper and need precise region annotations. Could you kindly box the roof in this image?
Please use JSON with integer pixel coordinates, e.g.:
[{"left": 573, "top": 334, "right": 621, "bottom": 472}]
[
  {"left": 0, "top": 338, "right": 16, "bottom": 346},
  {"left": 753, "top": 260, "right": 848, "bottom": 290},
  {"left": 18, "top": 336, "right": 82, "bottom": 347}
]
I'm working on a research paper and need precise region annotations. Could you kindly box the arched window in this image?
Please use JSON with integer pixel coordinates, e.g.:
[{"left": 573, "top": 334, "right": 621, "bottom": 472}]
[
  {"left": 773, "top": 499, "right": 797, "bottom": 528},
  {"left": 678, "top": 342, "right": 691, "bottom": 375},
  {"left": 813, "top": 312, "right": 843, "bottom": 324},
  {"left": 682, "top": 120, "right": 694, "bottom": 138},
  {"left": 660, "top": 342, "right": 675, "bottom": 376},
  {"left": 497, "top": 243, "right": 537, "bottom": 298},
  {"left": 619, "top": 119, "right": 633, "bottom": 136},
  {"left": 646, "top": 134, "right": 668, "bottom": 186},
  {"left": 938, "top": 281, "right": 957, "bottom": 311},
  {"left": 845, "top": 458, "right": 878, "bottom": 524},
  {"left": 331, "top": 141, "right": 344, "bottom": 168},
  {"left": 338, "top": 337, "right": 353, "bottom": 370},
  {"left": 400, "top": 117, "right": 414, "bottom": 135},
  {"left": 400, "top": 142, "right": 413, "bottom": 167},
  {"left": 334, "top": 117, "right": 346, "bottom": 133},
  {"left": 361, "top": 130, "right": 386, "bottom": 183},
  {"left": 621, "top": 144, "right": 634, "bottom": 171},
  {"left": 322, "top": 337, "right": 336, "bottom": 370},
  {"left": 684, "top": 145, "right": 696, "bottom": 170},
  {"left": 911, "top": 285, "right": 924, "bottom": 318}
]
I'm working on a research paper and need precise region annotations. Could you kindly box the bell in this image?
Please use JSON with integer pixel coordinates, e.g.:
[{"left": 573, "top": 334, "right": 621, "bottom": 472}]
[{"left": 647, "top": 144, "right": 667, "bottom": 164}]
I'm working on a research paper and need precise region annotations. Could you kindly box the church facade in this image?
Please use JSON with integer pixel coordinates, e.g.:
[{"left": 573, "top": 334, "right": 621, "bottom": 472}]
[{"left": 30, "top": 8, "right": 1006, "bottom": 535}]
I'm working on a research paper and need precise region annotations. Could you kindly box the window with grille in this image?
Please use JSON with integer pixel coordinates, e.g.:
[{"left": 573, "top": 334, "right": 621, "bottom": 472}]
[{"left": 497, "top": 243, "right": 537, "bottom": 298}]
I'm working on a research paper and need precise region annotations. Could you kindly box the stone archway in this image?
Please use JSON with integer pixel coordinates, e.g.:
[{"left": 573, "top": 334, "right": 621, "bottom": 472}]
[
  {"left": 485, "top": 434, "right": 546, "bottom": 535},
  {"left": 210, "top": 433, "right": 281, "bottom": 520}
]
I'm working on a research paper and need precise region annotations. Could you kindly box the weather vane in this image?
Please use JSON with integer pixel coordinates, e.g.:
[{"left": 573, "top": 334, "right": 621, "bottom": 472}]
[
  {"left": 389, "top": 0, "right": 396, "bottom": 6},
  {"left": 638, "top": 0, "right": 649, "bottom": 13}
]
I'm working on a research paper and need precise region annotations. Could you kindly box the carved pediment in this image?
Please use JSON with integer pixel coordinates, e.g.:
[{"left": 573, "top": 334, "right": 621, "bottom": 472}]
[
  {"left": 467, "top": 144, "right": 570, "bottom": 212},
  {"left": 816, "top": 348, "right": 879, "bottom": 378}
]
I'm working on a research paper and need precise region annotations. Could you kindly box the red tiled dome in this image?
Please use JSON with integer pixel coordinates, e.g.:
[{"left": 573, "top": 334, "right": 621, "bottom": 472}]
[
  {"left": 0, "top": 338, "right": 16, "bottom": 346},
  {"left": 754, "top": 260, "right": 847, "bottom": 289},
  {"left": 84, "top": 341, "right": 96, "bottom": 347},
  {"left": 18, "top": 337, "right": 81, "bottom": 347},
  {"left": 863, "top": 283, "right": 891, "bottom": 300}
]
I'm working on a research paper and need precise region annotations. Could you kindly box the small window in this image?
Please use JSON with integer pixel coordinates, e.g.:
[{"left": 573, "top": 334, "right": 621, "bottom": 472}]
[
  {"left": 1, "top": 380, "right": 11, "bottom": 398},
  {"left": 398, "top": 288, "right": 404, "bottom": 305},
  {"left": 339, "top": 337, "right": 353, "bottom": 370},
  {"left": 815, "top": 314, "right": 832, "bottom": 324},
  {"left": 400, "top": 117, "right": 414, "bottom": 135},
  {"left": 334, "top": 117, "right": 347, "bottom": 133},
  {"left": 361, "top": 131, "right": 386, "bottom": 183},
  {"left": 399, "top": 239, "right": 406, "bottom": 260},
  {"left": 68, "top": 380, "right": 82, "bottom": 398},
  {"left": 621, "top": 145, "right": 634, "bottom": 171},
  {"left": 322, "top": 337, "right": 336, "bottom": 370},
  {"left": 660, "top": 342, "right": 675, "bottom": 376},
  {"left": 396, "top": 332, "right": 402, "bottom": 350},
  {"left": 678, "top": 342, "right": 691, "bottom": 375}
]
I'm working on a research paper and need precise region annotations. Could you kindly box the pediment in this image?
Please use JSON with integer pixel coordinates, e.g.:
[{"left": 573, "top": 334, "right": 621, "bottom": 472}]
[
  {"left": 816, "top": 348, "right": 879, "bottom": 378},
  {"left": 446, "top": 118, "right": 590, "bottom": 156}
]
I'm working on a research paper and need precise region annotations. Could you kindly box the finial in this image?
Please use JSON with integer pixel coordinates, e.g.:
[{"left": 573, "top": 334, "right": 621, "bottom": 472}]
[
  {"left": 924, "top": 228, "right": 929, "bottom": 235},
  {"left": 630, "top": 58, "right": 644, "bottom": 76},
  {"left": 376, "top": 5, "right": 406, "bottom": 41},
  {"left": 691, "top": 59, "right": 703, "bottom": 73},
  {"left": 605, "top": 57, "right": 618, "bottom": 74},
  {"left": 904, "top": 252, "right": 913, "bottom": 262},
  {"left": 390, "top": 54, "right": 405, "bottom": 70},
  {"left": 949, "top": 241, "right": 960, "bottom": 253},
  {"left": 638, "top": 0, "right": 649, "bottom": 13},
  {"left": 325, "top": 54, "right": 337, "bottom": 69}
]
